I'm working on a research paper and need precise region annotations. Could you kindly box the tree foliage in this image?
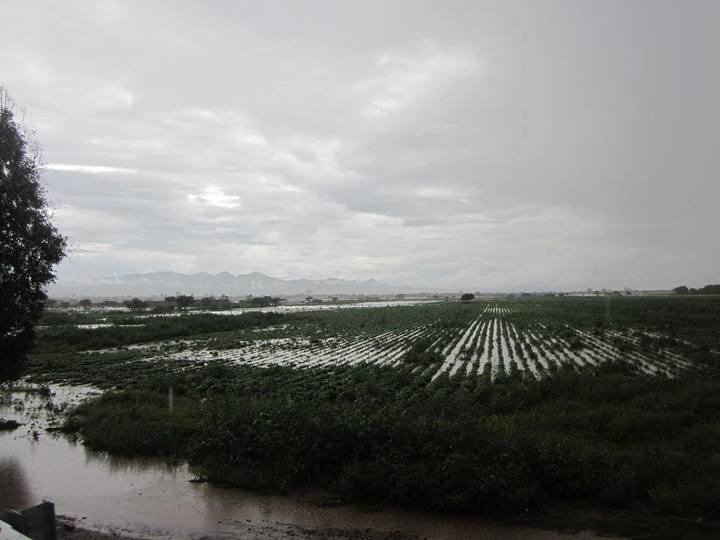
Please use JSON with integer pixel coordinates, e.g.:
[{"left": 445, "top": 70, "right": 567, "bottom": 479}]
[
  {"left": 124, "top": 298, "right": 147, "bottom": 311},
  {"left": 674, "top": 284, "right": 720, "bottom": 295},
  {"left": 248, "top": 295, "right": 281, "bottom": 307},
  {"left": 176, "top": 294, "right": 195, "bottom": 309},
  {"left": 0, "top": 88, "right": 66, "bottom": 380}
]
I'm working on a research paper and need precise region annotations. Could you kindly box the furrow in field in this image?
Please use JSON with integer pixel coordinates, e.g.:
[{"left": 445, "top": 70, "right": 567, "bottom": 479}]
[
  {"left": 603, "top": 329, "right": 691, "bottom": 371},
  {"left": 509, "top": 325, "right": 541, "bottom": 379},
  {"left": 506, "top": 323, "right": 526, "bottom": 373},
  {"left": 572, "top": 328, "right": 660, "bottom": 376},
  {"left": 526, "top": 330, "right": 562, "bottom": 370},
  {"left": 523, "top": 330, "right": 550, "bottom": 374},
  {"left": 381, "top": 326, "right": 435, "bottom": 366},
  {"left": 542, "top": 334, "right": 586, "bottom": 369},
  {"left": 361, "top": 325, "right": 431, "bottom": 367},
  {"left": 465, "top": 320, "right": 488, "bottom": 376},
  {"left": 327, "top": 328, "right": 412, "bottom": 367},
  {"left": 312, "top": 332, "right": 399, "bottom": 367},
  {"left": 489, "top": 319, "right": 502, "bottom": 381},
  {"left": 450, "top": 317, "right": 485, "bottom": 377},
  {"left": 498, "top": 320, "right": 513, "bottom": 376},
  {"left": 476, "top": 319, "right": 493, "bottom": 376},
  {"left": 433, "top": 317, "right": 482, "bottom": 381}
]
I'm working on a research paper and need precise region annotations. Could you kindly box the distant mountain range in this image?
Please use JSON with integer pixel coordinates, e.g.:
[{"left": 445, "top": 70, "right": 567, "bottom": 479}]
[{"left": 49, "top": 271, "right": 436, "bottom": 299}]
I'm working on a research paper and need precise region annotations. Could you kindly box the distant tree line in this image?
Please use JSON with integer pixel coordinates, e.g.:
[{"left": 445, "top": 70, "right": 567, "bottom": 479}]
[
  {"left": 673, "top": 284, "right": 720, "bottom": 295},
  {"left": 248, "top": 295, "right": 281, "bottom": 307},
  {"left": 67, "top": 294, "right": 284, "bottom": 312}
]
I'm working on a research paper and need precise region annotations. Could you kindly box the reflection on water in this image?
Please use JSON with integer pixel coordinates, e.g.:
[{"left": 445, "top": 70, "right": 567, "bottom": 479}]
[
  {"left": 81, "top": 447, "right": 178, "bottom": 475},
  {"left": 0, "top": 457, "right": 33, "bottom": 512},
  {"left": 0, "top": 384, "right": 605, "bottom": 539}
]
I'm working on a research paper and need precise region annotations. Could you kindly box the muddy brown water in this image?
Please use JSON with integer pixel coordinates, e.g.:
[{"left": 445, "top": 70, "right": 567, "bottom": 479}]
[{"left": 0, "top": 385, "right": 610, "bottom": 540}]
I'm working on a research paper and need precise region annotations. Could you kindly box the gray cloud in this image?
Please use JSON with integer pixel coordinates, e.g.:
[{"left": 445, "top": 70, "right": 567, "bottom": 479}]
[{"left": 2, "top": 0, "right": 718, "bottom": 291}]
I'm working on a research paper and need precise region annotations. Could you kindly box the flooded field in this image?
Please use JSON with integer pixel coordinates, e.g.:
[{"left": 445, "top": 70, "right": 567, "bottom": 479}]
[
  {"left": 41, "top": 301, "right": 701, "bottom": 386},
  {"left": 7, "top": 297, "right": 720, "bottom": 539},
  {"left": 47, "top": 299, "right": 439, "bottom": 322},
  {"left": 1, "top": 384, "right": 604, "bottom": 540}
]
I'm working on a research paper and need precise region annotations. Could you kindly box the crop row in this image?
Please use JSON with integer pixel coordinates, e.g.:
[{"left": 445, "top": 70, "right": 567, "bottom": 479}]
[{"left": 130, "top": 303, "right": 697, "bottom": 383}]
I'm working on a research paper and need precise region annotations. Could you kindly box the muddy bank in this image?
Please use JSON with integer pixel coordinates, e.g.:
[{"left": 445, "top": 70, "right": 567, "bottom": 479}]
[{"left": 56, "top": 515, "right": 420, "bottom": 540}]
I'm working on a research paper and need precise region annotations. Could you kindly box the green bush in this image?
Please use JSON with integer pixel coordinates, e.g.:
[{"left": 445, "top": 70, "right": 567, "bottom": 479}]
[{"left": 63, "top": 362, "right": 720, "bottom": 523}]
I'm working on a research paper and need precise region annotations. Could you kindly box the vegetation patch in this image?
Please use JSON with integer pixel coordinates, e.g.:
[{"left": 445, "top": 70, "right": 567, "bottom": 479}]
[
  {"left": 25, "top": 297, "right": 720, "bottom": 536},
  {"left": 63, "top": 360, "right": 720, "bottom": 535}
]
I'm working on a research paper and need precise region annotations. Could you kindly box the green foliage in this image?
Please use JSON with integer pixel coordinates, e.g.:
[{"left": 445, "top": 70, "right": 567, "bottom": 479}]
[
  {"left": 675, "top": 284, "right": 720, "bottom": 295},
  {"left": 248, "top": 295, "right": 281, "bottom": 307},
  {"left": 176, "top": 295, "right": 194, "bottom": 309},
  {"left": 402, "top": 338, "right": 443, "bottom": 366},
  {"left": 65, "top": 361, "right": 720, "bottom": 522},
  {"left": 124, "top": 298, "right": 147, "bottom": 311},
  {"left": 0, "top": 88, "right": 66, "bottom": 380},
  {"left": 32, "top": 311, "right": 285, "bottom": 353},
  {"left": 65, "top": 389, "right": 201, "bottom": 456},
  {"left": 29, "top": 295, "right": 720, "bottom": 535}
]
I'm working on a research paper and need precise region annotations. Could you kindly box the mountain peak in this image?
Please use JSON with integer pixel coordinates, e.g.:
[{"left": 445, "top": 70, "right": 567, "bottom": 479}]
[{"left": 50, "top": 271, "right": 433, "bottom": 299}]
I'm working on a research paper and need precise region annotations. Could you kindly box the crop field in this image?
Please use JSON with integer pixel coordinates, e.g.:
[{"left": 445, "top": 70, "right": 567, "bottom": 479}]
[
  {"left": 18, "top": 295, "right": 720, "bottom": 536},
  {"left": 126, "top": 302, "right": 695, "bottom": 381},
  {"left": 27, "top": 296, "right": 718, "bottom": 389}
]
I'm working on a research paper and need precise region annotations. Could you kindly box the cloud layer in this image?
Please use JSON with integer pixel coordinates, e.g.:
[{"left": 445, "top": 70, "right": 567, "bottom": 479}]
[{"left": 2, "top": 1, "right": 718, "bottom": 290}]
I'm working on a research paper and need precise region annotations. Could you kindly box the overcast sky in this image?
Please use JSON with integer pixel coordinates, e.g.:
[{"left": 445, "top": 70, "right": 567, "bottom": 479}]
[{"left": 2, "top": 0, "right": 718, "bottom": 291}]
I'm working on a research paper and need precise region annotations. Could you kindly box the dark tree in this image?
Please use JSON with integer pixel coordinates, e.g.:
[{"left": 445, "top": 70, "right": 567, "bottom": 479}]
[
  {"left": 673, "top": 285, "right": 689, "bottom": 295},
  {"left": 249, "top": 295, "right": 280, "bottom": 307},
  {"left": 1, "top": 88, "right": 66, "bottom": 380},
  {"left": 176, "top": 294, "right": 195, "bottom": 309},
  {"left": 78, "top": 298, "right": 93, "bottom": 308},
  {"left": 700, "top": 284, "right": 720, "bottom": 295},
  {"left": 124, "top": 298, "right": 147, "bottom": 311},
  {"left": 460, "top": 293, "right": 475, "bottom": 302},
  {"left": 199, "top": 296, "right": 216, "bottom": 308}
]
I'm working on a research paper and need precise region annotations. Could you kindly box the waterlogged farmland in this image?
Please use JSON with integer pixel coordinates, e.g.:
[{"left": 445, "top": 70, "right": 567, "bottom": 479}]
[
  {"left": 16, "top": 296, "right": 720, "bottom": 537},
  {"left": 29, "top": 297, "right": 710, "bottom": 387}
]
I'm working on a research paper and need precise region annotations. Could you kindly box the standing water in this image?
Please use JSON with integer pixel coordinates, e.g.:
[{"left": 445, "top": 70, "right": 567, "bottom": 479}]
[{"left": 0, "top": 384, "right": 611, "bottom": 540}]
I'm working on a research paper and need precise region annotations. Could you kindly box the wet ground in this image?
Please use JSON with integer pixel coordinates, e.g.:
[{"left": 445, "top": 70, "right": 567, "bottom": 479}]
[{"left": 1, "top": 384, "right": 614, "bottom": 540}]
